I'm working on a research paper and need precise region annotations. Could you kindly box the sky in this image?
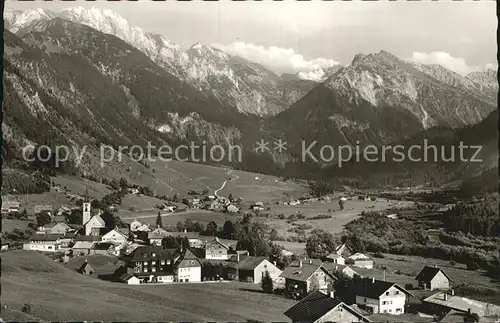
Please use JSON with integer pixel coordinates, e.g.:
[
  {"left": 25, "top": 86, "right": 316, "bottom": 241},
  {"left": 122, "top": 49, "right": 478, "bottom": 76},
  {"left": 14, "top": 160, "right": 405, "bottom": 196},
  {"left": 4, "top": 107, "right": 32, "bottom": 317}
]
[{"left": 6, "top": 0, "right": 497, "bottom": 75}]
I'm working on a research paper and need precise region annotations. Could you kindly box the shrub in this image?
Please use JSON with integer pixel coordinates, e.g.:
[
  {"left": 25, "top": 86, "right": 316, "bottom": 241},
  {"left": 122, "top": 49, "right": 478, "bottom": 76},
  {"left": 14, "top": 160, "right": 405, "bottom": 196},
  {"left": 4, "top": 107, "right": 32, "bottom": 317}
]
[{"left": 405, "top": 283, "right": 414, "bottom": 290}]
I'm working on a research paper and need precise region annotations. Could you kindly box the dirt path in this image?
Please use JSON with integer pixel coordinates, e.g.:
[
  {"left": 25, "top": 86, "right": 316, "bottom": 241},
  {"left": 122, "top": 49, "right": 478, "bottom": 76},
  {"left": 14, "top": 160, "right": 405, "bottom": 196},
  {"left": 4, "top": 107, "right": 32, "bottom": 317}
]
[{"left": 214, "top": 169, "right": 239, "bottom": 198}]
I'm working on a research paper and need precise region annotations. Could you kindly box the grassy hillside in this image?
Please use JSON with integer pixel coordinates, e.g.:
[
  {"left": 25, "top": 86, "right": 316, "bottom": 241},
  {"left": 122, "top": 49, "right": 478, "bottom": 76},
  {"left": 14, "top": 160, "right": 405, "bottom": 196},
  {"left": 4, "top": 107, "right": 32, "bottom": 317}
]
[{"left": 1, "top": 251, "right": 295, "bottom": 321}]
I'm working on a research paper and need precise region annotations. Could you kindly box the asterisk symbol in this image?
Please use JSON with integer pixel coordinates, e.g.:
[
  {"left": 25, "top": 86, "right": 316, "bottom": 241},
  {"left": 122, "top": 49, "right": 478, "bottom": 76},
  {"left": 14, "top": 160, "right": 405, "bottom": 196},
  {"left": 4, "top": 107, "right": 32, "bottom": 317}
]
[
  {"left": 274, "top": 139, "right": 288, "bottom": 153},
  {"left": 255, "top": 139, "right": 270, "bottom": 153}
]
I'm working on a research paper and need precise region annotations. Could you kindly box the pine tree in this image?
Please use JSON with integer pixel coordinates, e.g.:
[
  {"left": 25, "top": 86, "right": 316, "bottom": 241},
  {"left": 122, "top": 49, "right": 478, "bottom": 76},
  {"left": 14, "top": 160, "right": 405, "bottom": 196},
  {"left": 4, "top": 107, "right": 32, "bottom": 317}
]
[
  {"left": 156, "top": 212, "right": 163, "bottom": 228},
  {"left": 261, "top": 270, "right": 274, "bottom": 294}
]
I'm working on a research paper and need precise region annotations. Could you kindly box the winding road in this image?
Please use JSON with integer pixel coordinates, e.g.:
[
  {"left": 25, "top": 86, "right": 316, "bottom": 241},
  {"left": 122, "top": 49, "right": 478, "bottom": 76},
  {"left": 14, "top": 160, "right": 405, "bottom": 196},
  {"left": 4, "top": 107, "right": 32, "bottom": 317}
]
[{"left": 214, "top": 169, "right": 239, "bottom": 198}]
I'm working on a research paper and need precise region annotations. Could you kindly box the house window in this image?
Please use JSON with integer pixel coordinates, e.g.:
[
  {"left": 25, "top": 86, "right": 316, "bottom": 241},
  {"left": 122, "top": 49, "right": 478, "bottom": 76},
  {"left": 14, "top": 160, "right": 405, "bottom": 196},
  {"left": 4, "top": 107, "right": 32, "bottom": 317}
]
[
  {"left": 167, "top": 260, "right": 171, "bottom": 265},
  {"left": 161, "top": 260, "right": 165, "bottom": 265},
  {"left": 152, "top": 253, "right": 156, "bottom": 257},
  {"left": 152, "top": 261, "right": 156, "bottom": 265},
  {"left": 364, "top": 298, "right": 367, "bottom": 302},
  {"left": 191, "top": 260, "right": 195, "bottom": 265},
  {"left": 48, "top": 246, "right": 53, "bottom": 249},
  {"left": 395, "top": 291, "right": 400, "bottom": 295},
  {"left": 382, "top": 301, "right": 388, "bottom": 305},
  {"left": 383, "top": 310, "right": 387, "bottom": 314},
  {"left": 389, "top": 309, "right": 392, "bottom": 313},
  {"left": 144, "top": 268, "right": 148, "bottom": 272},
  {"left": 152, "top": 268, "right": 156, "bottom": 272},
  {"left": 143, "top": 261, "right": 148, "bottom": 265},
  {"left": 385, "top": 292, "right": 389, "bottom": 296},
  {"left": 396, "top": 308, "right": 402, "bottom": 313}
]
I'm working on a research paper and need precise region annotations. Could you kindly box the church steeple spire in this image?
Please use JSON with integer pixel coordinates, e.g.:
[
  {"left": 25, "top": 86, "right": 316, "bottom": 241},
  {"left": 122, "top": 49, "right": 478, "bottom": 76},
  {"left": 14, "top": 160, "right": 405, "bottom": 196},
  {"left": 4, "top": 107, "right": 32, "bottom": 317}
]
[{"left": 85, "top": 187, "right": 89, "bottom": 202}]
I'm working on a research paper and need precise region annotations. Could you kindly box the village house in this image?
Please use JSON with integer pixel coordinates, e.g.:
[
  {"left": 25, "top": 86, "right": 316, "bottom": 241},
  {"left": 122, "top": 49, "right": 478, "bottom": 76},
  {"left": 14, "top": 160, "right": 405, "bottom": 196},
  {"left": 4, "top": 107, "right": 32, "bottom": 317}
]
[
  {"left": 250, "top": 202, "right": 266, "bottom": 211},
  {"left": 163, "top": 205, "right": 177, "bottom": 213},
  {"left": 78, "top": 260, "right": 95, "bottom": 275},
  {"left": 90, "top": 242, "right": 115, "bottom": 255},
  {"left": 170, "top": 230, "right": 205, "bottom": 249},
  {"left": 127, "top": 246, "right": 180, "bottom": 284},
  {"left": 423, "top": 291, "right": 500, "bottom": 319},
  {"left": 1, "top": 201, "right": 20, "bottom": 214},
  {"left": 335, "top": 243, "right": 353, "bottom": 257},
  {"left": 101, "top": 228, "right": 129, "bottom": 244},
  {"left": 284, "top": 291, "right": 371, "bottom": 323},
  {"left": 280, "top": 259, "right": 335, "bottom": 299},
  {"left": 23, "top": 234, "right": 63, "bottom": 252},
  {"left": 72, "top": 236, "right": 100, "bottom": 255},
  {"left": 326, "top": 253, "right": 346, "bottom": 265},
  {"left": 348, "top": 253, "right": 374, "bottom": 269},
  {"left": 177, "top": 249, "right": 202, "bottom": 283},
  {"left": 148, "top": 227, "right": 171, "bottom": 246},
  {"left": 352, "top": 278, "right": 412, "bottom": 315},
  {"left": 415, "top": 265, "right": 452, "bottom": 291},
  {"left": 205, "top": 237, "right": 239, "bottom": 260},
  {"left": 323, "top": 263, "right": 360, "bottom": 279},
  {"left": 225, "top": 255, "right": 283, "bottom": 284},
  {"left": 45, "top": 222, "right": 71, "bottom": 235},
  {"left": 130, "top": 220, "right": 149, "bottom": 232},
  {"left": 120, "top": 273, "right": 141, "bottom": 285}
]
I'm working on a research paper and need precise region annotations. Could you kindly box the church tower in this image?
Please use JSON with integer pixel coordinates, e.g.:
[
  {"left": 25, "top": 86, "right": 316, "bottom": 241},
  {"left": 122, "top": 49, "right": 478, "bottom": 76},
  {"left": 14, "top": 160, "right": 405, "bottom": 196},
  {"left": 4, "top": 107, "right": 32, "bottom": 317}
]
[{"left": 82, "top": 188, "right": 91, "bottom": 226}]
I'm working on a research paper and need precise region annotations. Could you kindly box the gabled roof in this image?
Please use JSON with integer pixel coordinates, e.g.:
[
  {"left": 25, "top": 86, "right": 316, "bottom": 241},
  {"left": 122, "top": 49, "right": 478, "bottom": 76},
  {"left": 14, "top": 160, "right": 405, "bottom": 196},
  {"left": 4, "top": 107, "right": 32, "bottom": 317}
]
[
  {"left": 207, "top": 237, "right": 238, "bottom": 250},
  {"left": 85, "top": 214, "right": 105, "bottom": 227},
  {"left": 102, "top": 228, "right": 128, "bottom": 239},
  {"left": 348, "top": 252, "right": 372, "bottom": 261},
  {"left": 147, "top": 228, "right": 170, "bottom": 239},
  {"left": 91, "top": 242, "right": 114, "bottom": 250},
  {"left": 130, "top": 246, "right": 180, "bottom": 262},
  {"left": 415, "top": 266, "right": 452, "bottom": 282},
  {"left": 352, "top": 278, "right": 413, "bottom": 299},
  {"left": 29, "top": 234, "right": 63, "bottom": 241},
  {"left": 72, "top": 241, "right": 96, "bottom": 250},
  {"left": 326, "top": 253, "right": 344, "bottom": 259},
  {"left": 46, "top": 222, "right": 71, "bottom": 230},
  {"left": 226, "top": 256, "right": 271, "bottom": 271},
  {"left": 322, "top": 263, "right": 359, "bottom": 275},
  {"left": 284, "top": 291, "right": 371, "bottom": 323},
  {"left": 280, "top": 260, "right": 332, "bottom": 282},
  {"left": 424, "top": 292, "right": 500, "bottom": 317}
]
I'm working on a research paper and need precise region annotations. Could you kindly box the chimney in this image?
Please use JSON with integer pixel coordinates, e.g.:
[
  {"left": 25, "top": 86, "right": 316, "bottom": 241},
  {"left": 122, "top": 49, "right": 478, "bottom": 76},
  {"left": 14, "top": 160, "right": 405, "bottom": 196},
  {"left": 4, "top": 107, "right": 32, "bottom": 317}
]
[
  {"left": 329, "top": 291, "right": 335, "bottom": 299},
  {"left": 372, "top": 277, "right": 375, "bottom": 283},
  {"left": 273, "top": 261, "right": 277, "bottom": 267},
  {"left": 184, "top": 228, "right": 187, "bottom": 233},
  {"left": 444, "top": 293, "right": 448, "bottom": 301},
  {"left": 451, "top": 289, "right": 455, "bottom": 296},
  {"left": 434, "top": 264, "right": 438, "bottom": 268},
  {"left": 383, "top": 270, "right": 386, "bottom": 282},
  {"left": 299, "top": 260, "right": 303, "bottom": 268},
  {"left": 467, "top": 308, "right": 471, "bottom": 315},
  {"left": 309, "top": 259, "right": 312, "bottom": 264},
  {"left": 237, "top": 253, "right": 240, "bottom": 263}
]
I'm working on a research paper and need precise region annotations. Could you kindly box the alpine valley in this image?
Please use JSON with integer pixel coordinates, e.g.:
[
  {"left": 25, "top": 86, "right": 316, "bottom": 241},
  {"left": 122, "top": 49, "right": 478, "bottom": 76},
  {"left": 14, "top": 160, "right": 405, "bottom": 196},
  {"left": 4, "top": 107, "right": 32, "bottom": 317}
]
[{"left": 3, "top": 7, "right": 498, "bottom": 191}]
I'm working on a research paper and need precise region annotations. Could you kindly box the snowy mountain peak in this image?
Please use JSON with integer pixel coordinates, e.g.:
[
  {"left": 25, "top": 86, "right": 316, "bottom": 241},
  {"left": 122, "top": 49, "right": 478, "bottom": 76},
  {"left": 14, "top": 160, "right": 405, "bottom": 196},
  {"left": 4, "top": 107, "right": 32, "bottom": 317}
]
[{"left": 5, "top": 8, "right": 55, "bottom": 33}]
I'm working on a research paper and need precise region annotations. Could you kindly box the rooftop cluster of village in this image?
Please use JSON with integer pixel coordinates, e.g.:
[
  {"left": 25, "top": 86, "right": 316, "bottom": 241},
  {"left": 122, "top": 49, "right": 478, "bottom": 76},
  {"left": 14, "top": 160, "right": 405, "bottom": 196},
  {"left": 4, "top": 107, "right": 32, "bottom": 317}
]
[{"left": 2, "top": 188, "right": 499, "bottom": 323}]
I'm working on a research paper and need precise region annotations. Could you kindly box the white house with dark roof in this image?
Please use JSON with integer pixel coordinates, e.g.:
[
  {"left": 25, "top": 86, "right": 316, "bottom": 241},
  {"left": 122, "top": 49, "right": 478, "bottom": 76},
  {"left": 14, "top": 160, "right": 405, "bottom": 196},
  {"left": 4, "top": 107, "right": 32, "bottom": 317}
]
[
  {"left": 280, "top": 259, "right": 335, "bottom": 298},
  {"left": 284, "top": 290, "right": 371, "bottom": 323},
  {"left": 348, "top": 253, "right": 374, "bottom": 269},
  {"left": 352, "top": 278, "right": 413, "bottom": 315},
  {"left": 101, "top": 228, "right": 128, "bottom": 244},
  {"left": 326, "top": 253, "right": 346, "bottom": 265},
  {"left": 205, "top": 237, "right": 239, "bottom": 260},
  {"left": 23, "top": 234, "right": 63, "bottom": 252},
  {"left": 415, "top": 265, "right": 452, "bottom": 291}
]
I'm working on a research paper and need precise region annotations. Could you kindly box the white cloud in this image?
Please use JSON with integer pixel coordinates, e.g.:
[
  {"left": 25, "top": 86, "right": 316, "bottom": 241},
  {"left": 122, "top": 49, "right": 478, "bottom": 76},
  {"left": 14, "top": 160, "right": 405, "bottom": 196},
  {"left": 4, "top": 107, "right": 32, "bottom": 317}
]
[
  {"left": 409, "top": 51, "right": 493, "bottom": 75},
  {"left": 212, "top": 42, "right": 340, "bottom": 74}
]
